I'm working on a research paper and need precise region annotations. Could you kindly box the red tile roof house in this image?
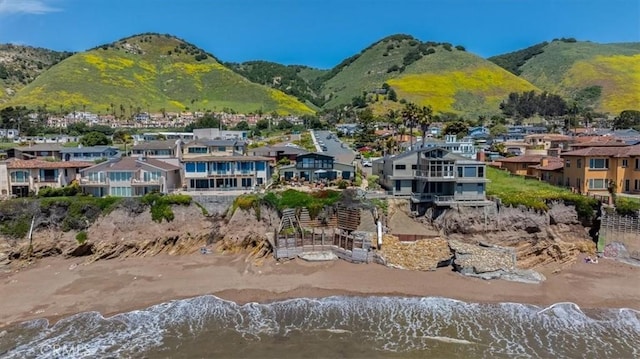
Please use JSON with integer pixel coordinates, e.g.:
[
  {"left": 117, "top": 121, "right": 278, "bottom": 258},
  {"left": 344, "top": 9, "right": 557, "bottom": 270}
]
[{"left": 0, "top": 159, "right": 93, "bottom": 197}]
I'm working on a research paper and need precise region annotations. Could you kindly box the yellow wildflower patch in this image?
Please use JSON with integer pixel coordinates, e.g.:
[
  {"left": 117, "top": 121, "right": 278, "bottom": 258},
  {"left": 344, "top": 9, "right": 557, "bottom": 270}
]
[
  {"left": 564, "top": 54, "right": 640, "bottom": 114},
  {"left": 269, "top": 89, "right": 314, "bottom": 115},
  {"left": 388, "top": 65, "right": 537, "bottom": 113}
]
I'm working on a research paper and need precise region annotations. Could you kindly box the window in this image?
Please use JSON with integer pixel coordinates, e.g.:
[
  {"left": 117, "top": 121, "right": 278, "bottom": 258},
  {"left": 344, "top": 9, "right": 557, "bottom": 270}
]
[
  {"left": 577, "top": 159, "right": 582, "bottom": 168},
  {"left": 635, "top": 180, "right": 639, "bottom": 191},
  {"left": 565, "top": 160, "right": 571, "bottom": 168},
  {"left": 395, "top": 164, "right": 406, "bottom": 170},
  {"left": 108, "top": 171, "right": 133, "bottom": 182},
  {"left": 143, "top": 171, "right": 161, "bottom": 182},
  {"left": 185, "top": 162, "right": 196, "bottom": 172},
  {"left": 256, "top": 161, "right": 266, "bottom": 171},
  {"left": 457, "top": 167, "right": 463, "bottom": 177},
  {"left": 464, "top": 167, "right": 476, "bottom": 177},
  {"left": 411, "top": 165, "right": 417, "bottom": 170},
  {"left": 478, "top": 167, "right": 484, "bottom": 178},
  {"left": 110, "top": 187, "right": 132, "bottom": 197},
  {"left": 622, "top": 159, "right": 628, "bottom": 168},
  {"left": 636, "top": 159, "right": 640, "bottom": 169},
  {"left": 10, "top": 171, "right": 29, "bottom": 183},
  {"left": 395, "top": 180, "right": 401, "bottom": 191},
  {"left": 87, "top": 172, "right": 105, "bottom": 182},
  {"left": 218, "top": 146, "right": 226, "bottom": 152},
  {"left": 589, "top": 158, "right": 608, "bottom": 169},
  {"left": 188, "top": 147, "right": 207, "bottom": 154},
  {"left": 588, "top": 179, "right": 607, "bottom": 189}
]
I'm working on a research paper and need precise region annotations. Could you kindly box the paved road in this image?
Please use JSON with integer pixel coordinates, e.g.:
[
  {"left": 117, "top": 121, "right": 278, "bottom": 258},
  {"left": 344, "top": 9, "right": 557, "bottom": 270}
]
[{"left": 314, "top": 130, "right": 356, "bottom": 164}]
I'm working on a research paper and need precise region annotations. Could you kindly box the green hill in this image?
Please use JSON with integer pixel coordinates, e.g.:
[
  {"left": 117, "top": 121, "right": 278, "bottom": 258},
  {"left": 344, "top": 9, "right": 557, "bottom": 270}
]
[
  {"left": 224, "top": 60, "right": 325, "bottom": 108},
  {"left": 5, "top": 34, "right": 314, "bottom": 115},
  {"left": 489, "top": 39, "right": 640, "bottom": 114},
  {"left": 320, "top": 34, "right": 538, "bottom": 115},
  {"left": 0, "top": 44, "right": 73, "bottom": 102}
]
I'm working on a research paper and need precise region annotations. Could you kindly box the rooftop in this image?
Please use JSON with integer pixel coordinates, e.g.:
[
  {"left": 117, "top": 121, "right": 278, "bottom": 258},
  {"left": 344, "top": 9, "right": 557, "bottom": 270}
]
[{"left": 7, "top": 159, "right": 94, "bottom": 169}]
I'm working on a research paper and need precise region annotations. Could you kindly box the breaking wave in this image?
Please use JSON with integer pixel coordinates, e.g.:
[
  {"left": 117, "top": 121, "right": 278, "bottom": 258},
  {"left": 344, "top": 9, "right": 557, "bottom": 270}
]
[{"left": 1, "top": 296, "right": 638, "bottom": 358}]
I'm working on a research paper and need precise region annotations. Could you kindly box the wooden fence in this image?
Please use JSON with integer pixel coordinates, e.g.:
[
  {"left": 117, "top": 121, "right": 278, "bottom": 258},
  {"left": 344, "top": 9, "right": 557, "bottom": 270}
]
[
  {"left": 599, "top": 211, "right": 640, "bottom": 261},
  {"left": 273, "top": 227, "right": 371, "bottom": 263}
]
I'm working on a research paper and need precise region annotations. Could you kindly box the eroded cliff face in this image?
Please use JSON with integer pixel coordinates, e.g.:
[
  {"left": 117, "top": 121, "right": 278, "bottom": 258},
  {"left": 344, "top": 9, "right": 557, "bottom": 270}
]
[
  {"left": 0, "top": 202, "right": 284, "bottom": 269},
  {"left": 424, "top": 202, "right": 595, "bottom": 271}
]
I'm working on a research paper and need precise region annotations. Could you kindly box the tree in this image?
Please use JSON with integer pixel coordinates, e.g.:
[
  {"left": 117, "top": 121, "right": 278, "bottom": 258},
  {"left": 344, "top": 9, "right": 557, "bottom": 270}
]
[
  {"left": 387, "top": 88, "right": 398, "bottom": 102},
  {"left": 612, "top": 110, "right": 640, "bottom": 130},
  {"left": 401, "top": 102, "right": 419, "bottom": 148},
  {"left": 489, "top": 124, "right": 507, "bottom": 136},
  {"left": 80, "top": 131, "right": 112, "bottom": 147},
  {"left": 443, "top": 121, "right": 469, "bottom": 137},
  {"left": 234, "top": 121, "right": 250, "bottom": 131},
  {"left": 417, "top": 105, "right": 433, "bottom": 147},
  {"left": 184, "top": 114, "right": 222, "bottom": 132},
  {"left": 255, "top": 119, "right": 270, "bottom": 130}
]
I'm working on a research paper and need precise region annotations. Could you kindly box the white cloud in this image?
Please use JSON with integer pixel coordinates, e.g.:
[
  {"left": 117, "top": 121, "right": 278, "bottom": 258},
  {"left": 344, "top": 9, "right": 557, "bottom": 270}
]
[{"left": 0, "top": 0, "right": 61, "bottom": 15}]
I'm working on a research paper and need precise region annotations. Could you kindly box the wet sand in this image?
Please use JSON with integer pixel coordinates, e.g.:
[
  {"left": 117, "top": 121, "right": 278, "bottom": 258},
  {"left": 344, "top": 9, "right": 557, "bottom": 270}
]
[{"left": 1, "top": 253, "right": 638, "bottom": 328}]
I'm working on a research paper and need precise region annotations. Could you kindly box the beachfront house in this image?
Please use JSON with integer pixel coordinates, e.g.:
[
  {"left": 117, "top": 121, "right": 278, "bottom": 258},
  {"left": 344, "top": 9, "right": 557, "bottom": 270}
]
[
  {"left": 0, "top": 159, "right": 93, "bottom": 197},
  {"left": 79, "top": 157, "right": 181, "bottom": 197},
  {"left": 278, "top": 153, "right": 355, "bottom": 182},
  {"left": 378, "top": 147, "right": 490, "bottom": 211},
  {"left": 561, "top": 145, "right": 640, "bottom": 195},
  {"left": 182, "top": 139, "right": 247, "bottom": 158},
  {"left": 131, "top": 140, "right": 182, "bottom": 159},
  {"left": 13, "top": 144, "right": 63, "bottom": 161},
  {"left": 182, "top": 155, "right": 271, "bottom": 190},
  {"left": 61, "top": 145, "right": 120, "bottom": 162}
]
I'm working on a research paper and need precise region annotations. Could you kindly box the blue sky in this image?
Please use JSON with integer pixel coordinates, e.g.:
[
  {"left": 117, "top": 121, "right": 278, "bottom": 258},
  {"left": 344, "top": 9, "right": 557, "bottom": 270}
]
[{"left": 0, "top": 0, "right": 638, "bottom": 69}]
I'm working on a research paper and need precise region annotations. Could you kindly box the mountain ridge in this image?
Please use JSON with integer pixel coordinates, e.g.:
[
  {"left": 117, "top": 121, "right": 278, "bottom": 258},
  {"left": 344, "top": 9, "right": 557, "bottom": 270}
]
[{"left": 1, "top": 33, "right": 638, "bottom": 116}]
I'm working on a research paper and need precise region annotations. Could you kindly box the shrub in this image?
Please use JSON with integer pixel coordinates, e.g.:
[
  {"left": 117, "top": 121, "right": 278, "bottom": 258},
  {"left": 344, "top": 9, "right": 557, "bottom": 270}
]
[
  {"left": 141, "top": 193, "right": 192, "bottom": 223},
  {"left": 615, "top": 197, "right": 640, "bottom": 216},
  {"left": 75, "top": 231, "right": 88, "bottom": 245}
]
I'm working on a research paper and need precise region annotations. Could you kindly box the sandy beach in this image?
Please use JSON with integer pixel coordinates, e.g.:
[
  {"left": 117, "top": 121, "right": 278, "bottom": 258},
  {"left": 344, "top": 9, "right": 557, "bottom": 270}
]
[{"left": 1, "top": 253, "right": 639, "bottom": 328}]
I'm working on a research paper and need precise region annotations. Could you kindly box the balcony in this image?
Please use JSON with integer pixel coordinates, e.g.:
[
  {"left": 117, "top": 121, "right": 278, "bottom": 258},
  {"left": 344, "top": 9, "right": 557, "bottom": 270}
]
[
  {"left": 80, "top": 178, "right": 108, "bottom": 185},
  {"left": 413, "top": 170, "right": 455, "bottom": 180},
  {"left": 131, "top": 178, "right": 161, "bottom": 185},
  {"left": 411, "top": 193, "right": 490, "bottom": 206}
]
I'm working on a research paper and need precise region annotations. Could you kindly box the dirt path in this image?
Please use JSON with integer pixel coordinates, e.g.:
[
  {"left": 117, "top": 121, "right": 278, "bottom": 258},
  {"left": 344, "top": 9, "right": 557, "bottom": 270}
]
[{"left": 387, "top": 199, "right": 440, "bottom": 237}]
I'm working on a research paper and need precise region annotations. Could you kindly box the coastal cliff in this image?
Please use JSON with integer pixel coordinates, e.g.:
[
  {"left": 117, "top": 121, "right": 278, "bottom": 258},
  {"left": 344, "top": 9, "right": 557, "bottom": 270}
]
[{"left": 425, "top": 201, "right": 595, "bottom": 271}]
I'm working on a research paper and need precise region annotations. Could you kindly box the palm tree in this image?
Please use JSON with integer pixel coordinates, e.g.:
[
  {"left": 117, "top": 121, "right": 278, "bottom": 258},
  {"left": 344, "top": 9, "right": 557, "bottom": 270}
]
[
  {"left": 417, "top": 105, "right": 433, "bottom": 148},
  {"left": 384, "top": 137, "right": 397, "bottom": 156},
  {"left": 386, "top": 109, "right": 402, "bottom": 151},
  {"left": 401, "top": 102, "right": 419, "bottom": 149}
]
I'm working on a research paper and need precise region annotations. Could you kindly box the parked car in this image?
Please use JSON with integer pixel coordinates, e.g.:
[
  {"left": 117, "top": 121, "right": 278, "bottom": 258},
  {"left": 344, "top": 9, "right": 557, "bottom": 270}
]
[
  {"left": 362, "top": 160, "right": 372, "bottom": 167},
  {"left": 321, "top": 145, "right": 328, "bottom": 151}
]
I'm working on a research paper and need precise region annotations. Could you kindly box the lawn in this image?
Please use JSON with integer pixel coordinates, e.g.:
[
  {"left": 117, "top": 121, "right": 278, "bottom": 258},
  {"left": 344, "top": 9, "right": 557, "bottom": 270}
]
[{"left": 486, "top": 166, "right": 598, "bottom": 217}]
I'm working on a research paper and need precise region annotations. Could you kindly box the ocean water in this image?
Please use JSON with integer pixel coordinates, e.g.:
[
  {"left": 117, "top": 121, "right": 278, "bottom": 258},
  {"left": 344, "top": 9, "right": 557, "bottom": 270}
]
[{"left": 0, "top": 296, "right": 639, "bottom": 359}]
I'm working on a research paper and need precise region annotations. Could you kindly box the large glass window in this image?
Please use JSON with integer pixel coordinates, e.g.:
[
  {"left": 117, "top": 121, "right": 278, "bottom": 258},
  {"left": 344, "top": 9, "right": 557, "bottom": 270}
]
[
  {"left": 110, "top": 187, "right": 132, "bottom": 197},
  {"left": 589, "top": 158, "right": 608, "bottom": 169},
  {"left": 108, "top": 172, "right": 133, "bottom": 182},
  {"left": 143, "top": 171, "right": 161, "bottom": 181},
  {"left": 87, "top": 171, "right": 105, "bottom": 182},
  {"left": 10, "top": 171, "right": 29, "bottom": 183},
  {"left": 588, "top": 179, "right": 607, "bottom": 189},
  {"left": 463, "top": 167, "right": 476, "bottom": 177}
]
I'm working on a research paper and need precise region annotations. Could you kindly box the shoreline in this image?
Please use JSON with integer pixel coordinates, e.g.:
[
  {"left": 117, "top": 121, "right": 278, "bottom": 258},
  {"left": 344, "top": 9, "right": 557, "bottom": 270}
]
[{"left": 1, "top": 252, "right": 639, "bottom": 328}]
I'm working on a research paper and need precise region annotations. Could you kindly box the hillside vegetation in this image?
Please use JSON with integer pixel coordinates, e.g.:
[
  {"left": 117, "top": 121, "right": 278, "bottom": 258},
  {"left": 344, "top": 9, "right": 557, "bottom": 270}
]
[
  {"left": 319, "top": 35, "right": 539, "bottom": 116},
  {"left": 225, "top": 61, "right": 325, "bottom": 108},
  {"left": 490, "top": 40, "right": 640, "bottom": 114},
  {"left": 0, "top": 44, "right": 73, "bottom": 102},
  {"left": 5, "top": 34, "right": 314, "bottom": 115}
]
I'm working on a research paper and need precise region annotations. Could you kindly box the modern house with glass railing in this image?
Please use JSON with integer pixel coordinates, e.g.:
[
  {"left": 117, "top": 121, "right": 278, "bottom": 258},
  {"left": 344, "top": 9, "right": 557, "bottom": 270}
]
[
  {"left": 378, "top": 147, "right": 490, "bottom": 211},
  {"left": 79, "top": 157, "right": 181, "bottom": 197},
  {"left": 182, "top": 155, "right": 271, "bottom": 190}
]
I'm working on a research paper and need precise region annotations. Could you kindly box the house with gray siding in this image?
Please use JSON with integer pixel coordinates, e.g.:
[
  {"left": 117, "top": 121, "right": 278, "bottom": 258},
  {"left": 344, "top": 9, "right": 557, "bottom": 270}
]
[
  {"left": 61, "top": 145, "right": 120, "bottom": 162},
  {"left": 378, "top": 147, "right": 490, "bottom": 212}
]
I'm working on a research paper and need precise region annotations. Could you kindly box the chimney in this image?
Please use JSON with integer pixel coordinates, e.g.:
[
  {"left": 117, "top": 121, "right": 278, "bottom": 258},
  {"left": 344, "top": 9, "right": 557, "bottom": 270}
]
[
  {"left": 540, "top": 157, "right": 549, "bottom": 167},
  {"left": 476, "top": 150, "right": 486, "bottom": 162}
]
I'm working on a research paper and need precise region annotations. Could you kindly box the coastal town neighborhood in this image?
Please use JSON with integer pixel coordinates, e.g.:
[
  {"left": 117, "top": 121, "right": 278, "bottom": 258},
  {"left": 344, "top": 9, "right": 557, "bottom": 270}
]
[{"left": 1, "top": 109, "right": 640, "bottom": 211}]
